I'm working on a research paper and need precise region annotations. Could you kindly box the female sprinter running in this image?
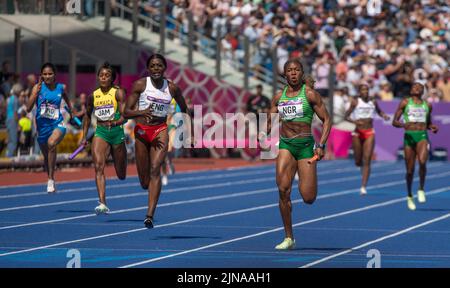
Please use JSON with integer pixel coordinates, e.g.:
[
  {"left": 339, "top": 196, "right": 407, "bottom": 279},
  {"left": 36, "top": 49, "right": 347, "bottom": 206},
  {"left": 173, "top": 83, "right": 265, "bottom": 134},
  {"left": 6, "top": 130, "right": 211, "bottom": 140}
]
[
  {"left": 392, "top": 82, "right": 438, "bottom": 210},
  {"left": 259, "top": 59, "right": 331, "bottom": 250},
  {"left": 26, "top": 63, "right": 74, "bottom": 193},
  {"left": 344, "top": 84, "right": 390, "bottom": 195},
  {"left": 81, "top": 62, "right": 128, "bottom": 214},
  {"left": 124, "top": 54, "right": 191, "bottom": 228}
]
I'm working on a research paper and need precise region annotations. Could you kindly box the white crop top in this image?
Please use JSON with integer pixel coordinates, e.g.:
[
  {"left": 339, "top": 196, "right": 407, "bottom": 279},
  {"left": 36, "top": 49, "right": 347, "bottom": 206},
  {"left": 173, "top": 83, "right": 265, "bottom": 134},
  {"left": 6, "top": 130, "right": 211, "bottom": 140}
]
[
  {"left": 352, "top": 98, "right": 375, "bottom": 120},
  {"left": 138, "top": 77, "right": 173, "bottom": 118}
]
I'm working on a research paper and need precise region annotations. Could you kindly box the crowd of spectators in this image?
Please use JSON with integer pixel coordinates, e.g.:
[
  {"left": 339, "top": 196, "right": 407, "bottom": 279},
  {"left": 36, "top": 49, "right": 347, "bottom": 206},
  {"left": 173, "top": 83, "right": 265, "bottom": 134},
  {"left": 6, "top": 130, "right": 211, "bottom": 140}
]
[{"left": 163, "top": 0, "right": 450, "bottom": 102}]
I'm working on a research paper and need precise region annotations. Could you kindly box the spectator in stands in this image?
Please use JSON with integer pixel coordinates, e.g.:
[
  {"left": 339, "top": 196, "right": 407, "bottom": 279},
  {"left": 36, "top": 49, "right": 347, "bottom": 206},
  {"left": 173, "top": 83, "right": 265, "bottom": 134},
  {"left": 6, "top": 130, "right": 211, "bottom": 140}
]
[
  {"left": 437, "top": 70, "right": 450, "bottom": 102},
  {"left": 246, "top": 84, "right": 270, "bottom": 124},
  {"left": 17, "top": 109, "right": 32, "bottom": 155},
  {"left": 6, "top": 83, "right": 21, "bottom": 157},
  {"left": 73, "top": 92, "right": 87, "bottom": 121},
  {"left": 378, "top": 80, "right": 394, "bottom": 101}
]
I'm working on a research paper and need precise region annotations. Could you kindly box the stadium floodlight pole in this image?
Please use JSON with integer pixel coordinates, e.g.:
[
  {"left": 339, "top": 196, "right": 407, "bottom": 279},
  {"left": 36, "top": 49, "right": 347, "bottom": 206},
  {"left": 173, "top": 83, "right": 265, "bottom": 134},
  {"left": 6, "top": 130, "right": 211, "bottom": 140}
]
[
  {"left": 42, "top": 38, "right": 49, "bottom": 63},
  {"left": 160, "top": 0, "right": 166, "bottom": 54},
  {"left": 48, "top": 5, "right": 52, "bottom": 62},
  {"left": 328, "top": 63, "right": 335, "bottom": 126},
  {"left": 14, "top": 28, "right": 21, "bottom": 75},
  {"left": 271, "top": 47, "right": 278, "bottom": 97},
  {"left": 69, "top": 49, "right": 77, "bottom": 99},
  {"left": 243, "top": 35, "right": 249, "bottom": 91},
  {"left": 215, "top": 24, "right": 221, "bottom": 80},
  {"left": 104, "top": 0, "right": 111, "bottom": 33},
  {"left": 132, "top": 0, "right": 138, "bottom": 43},
  {"left": 187, "top": 10, "right": 194, "bottom": 68}
]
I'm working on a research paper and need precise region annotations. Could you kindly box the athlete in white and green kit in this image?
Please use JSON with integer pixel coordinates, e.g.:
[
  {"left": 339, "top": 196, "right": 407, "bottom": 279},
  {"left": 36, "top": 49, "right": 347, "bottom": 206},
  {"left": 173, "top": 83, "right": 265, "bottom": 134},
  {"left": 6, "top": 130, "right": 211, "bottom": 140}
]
[
  {"left": 260, "top": 59, "right": 331, "bottom": 250},
  {"left": 393, "top": 83, "right": 439, "bottom": 210}
]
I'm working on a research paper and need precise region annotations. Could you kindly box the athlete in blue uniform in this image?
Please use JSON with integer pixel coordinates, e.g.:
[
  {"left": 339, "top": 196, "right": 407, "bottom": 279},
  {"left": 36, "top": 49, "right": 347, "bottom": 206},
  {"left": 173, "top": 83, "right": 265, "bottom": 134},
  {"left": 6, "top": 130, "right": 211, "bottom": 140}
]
[{"left": 26, "top": 63, "right": 74, "bottom": 193}]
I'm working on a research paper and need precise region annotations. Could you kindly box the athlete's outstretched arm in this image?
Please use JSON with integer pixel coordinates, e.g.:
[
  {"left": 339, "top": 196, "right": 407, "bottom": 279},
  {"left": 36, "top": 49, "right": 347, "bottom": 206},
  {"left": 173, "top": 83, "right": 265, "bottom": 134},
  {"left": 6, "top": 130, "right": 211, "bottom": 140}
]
[
  {"left": 169, "top": 81, "right": 195, "bottom": 146},
  {"left": 123, "top": 78, "right": 152, "bottom": 121},
  {"left": 26, "top": 79, "right": 42, "bottom": 113},
  {"left": 169, "top": 81, "right": 189, "bottom": 114},
  {"left": 392, "top": 98, "right": 408, "bottom": 128},
  {"left": 261, "top": 91, "right": 282, "bottom": 138},
  {"left": 375, "top": 100, "right": 390, "bottom": 120},
  {"left": 426, "top": 103, "right": 439, "bottom": 133},
  {"left": 344, "top": 97, "right": 357, "bottom": 124},
  {"left": 307, "top": 87, "right": 331, "bottom": 145},
  {"left": 61, "top": 84, "right": 74, "bottom": 119},
  {"left": 112, "top": 88, "right": 126, "bottom": 127},
  {"left": 81, "top": 93, "right": 94, "bottom": 144}
]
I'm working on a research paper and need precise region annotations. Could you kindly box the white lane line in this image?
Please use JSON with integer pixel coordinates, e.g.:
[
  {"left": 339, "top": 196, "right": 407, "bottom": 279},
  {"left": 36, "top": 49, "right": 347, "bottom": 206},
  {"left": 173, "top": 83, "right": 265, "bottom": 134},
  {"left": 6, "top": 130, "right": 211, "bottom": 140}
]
[
  {"left": 0, "top": 160, "right": 386, "bottom": 199},
  {"left": 0, "top": 162, "right": 278, "bottom": 189},
  {"left": 301, "top": 212, "right": 450, "bottom": 268},
  {"left": 1, "top": 169, "right": 449, "bottom": 229},
  {"left": 119, "top": 185, "right": 450, "bottom": 268},
  {"left": 0, "top": 176, "right": 424, "bottom": 258},
  {"left": 0, "top": 164, "right": 436, "bottom": 212}
]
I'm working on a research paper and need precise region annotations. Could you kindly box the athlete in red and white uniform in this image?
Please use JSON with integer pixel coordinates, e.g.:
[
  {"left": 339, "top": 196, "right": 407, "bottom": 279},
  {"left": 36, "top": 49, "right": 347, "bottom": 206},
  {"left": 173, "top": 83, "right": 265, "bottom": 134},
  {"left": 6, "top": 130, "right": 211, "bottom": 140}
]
[
  {"left": 124, "top": 54, "right": 191, "bottom": 228},
  {"left": 345, "top": 84, "right": 390, "bottom": 195}
]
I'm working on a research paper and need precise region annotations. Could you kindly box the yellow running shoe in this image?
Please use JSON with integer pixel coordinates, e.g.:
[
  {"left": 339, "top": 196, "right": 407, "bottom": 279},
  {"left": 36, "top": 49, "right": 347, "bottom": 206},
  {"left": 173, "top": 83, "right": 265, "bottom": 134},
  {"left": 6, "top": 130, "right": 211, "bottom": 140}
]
[
  {"left": 407, "top": 196, "right": 416, "bottom": 211},
  {"left": 417, "top": 190, "right": 426, "bottom": 203},
  {"left": 275, "top": 237, "right": 296, "bottom": 250}
]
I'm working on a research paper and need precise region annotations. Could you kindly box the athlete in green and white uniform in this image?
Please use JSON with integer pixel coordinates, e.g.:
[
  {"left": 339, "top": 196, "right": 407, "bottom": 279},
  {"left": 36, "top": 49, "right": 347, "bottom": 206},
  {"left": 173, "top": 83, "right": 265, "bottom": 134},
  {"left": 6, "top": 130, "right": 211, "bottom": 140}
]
[
  {"left": 393, "top": 82, "right": 439, "bottom": 210},
  {"left": 82, "top": 62, "right": 128, "bottom": 214},
  {"left": 260, "top": 59, "right": 331, "bottom": 250}
]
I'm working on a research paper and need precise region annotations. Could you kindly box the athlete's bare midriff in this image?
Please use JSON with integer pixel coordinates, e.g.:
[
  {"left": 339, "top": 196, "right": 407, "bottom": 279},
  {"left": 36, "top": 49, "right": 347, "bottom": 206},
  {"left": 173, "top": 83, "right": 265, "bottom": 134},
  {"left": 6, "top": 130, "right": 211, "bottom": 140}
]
[{"left": 281, "top": 121, "right": 312, "bottom": 139}]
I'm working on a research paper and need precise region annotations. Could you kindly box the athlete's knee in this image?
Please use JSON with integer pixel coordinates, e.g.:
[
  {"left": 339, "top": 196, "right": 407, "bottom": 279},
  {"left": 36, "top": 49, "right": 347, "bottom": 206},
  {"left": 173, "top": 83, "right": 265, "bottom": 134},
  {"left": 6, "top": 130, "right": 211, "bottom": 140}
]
[
  {"left": 47, "top": 141, "right": 57, "bottom": 151},
  {"left": 354, "top": 159, "right": 362, "bottom": 167},
  {"left": 150, "top": 164, "right": 162, "bottom": 178},
  {"left": 139, "top": 178, "right": 149, "bottom": 190},
  {"left": 303, "top": 195, "right": 316, "bottom": 205},
  {"left": 94, "top": 163, "right": 105, "bottom": 174},
  {"left": 278, "top": 187, "right": 291, "bottom": 202},
  {"left": 301, "top": 188, "right": 317, "bottom": 204}
]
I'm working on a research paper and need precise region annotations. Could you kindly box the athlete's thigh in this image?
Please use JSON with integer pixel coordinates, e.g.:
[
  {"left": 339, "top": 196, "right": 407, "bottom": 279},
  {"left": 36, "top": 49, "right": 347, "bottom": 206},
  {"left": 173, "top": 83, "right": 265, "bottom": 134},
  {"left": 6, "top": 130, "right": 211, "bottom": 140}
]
[
  {"left": 276, "top": 149, "right": 297, "bottom": 189},
  {"left": 416, "top": 140, "right": 429, "bottom": 164},
  {"left": 47, "top": 127, "right": 64, "bottom": 146},
  {"left": 150, "top": 129, "right": 169, "bottom": 169}
]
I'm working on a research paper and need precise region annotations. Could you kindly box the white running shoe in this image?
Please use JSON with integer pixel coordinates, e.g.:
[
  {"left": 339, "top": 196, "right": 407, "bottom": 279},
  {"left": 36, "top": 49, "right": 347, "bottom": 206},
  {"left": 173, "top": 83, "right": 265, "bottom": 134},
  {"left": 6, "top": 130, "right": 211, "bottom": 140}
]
[
  {"left": 47, "top": 179, "right": 56, "bottom": 193},
  {"left": 407, "top": 196, "right": 416, "bottom": 211},
  {"left": 95, "top": 203, "right": 110, "bottom": 215},
  {"left": 275, "top": 237, "right": 296, "bottom": 250},
  {"left": 360, "top": 186, "right": 367, "bottom": 195},
  {"left": 417, "top": 190, "right": 426, "bottom": 203},
  {"left": 162, "top": 175, "right": 168, "bottom": 186}
]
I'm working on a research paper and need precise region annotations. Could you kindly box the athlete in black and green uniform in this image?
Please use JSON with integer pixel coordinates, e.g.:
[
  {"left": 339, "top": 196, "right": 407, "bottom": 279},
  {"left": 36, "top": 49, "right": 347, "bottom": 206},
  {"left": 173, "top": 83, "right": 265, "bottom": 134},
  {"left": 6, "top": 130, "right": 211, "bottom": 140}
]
[
  {"left": 393, "top": 82, "right": 439, "bottom": 211},
  {"left": 259, "top": 59, "right": 331, "bottom": 250},
  {"left": 82, "top": 62, "right": 128, "bottom": 214}
]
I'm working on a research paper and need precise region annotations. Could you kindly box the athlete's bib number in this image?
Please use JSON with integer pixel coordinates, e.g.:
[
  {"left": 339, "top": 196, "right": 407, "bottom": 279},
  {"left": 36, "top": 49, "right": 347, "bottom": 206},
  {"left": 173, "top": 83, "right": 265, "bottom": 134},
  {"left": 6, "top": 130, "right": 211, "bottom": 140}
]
[
  {"left": 149, "top": 101, "right": 170, "bottom": 118},
  {"left": 408, "top": 107, "right": 426, "bottom": 123},
  {"left": 40, "top": 103, "right": 59, "bottom": 120},
  {"left": 94, "top": 106, "right": 115, "bottom": 121},
  {"left": 278, "top": 100, "right": 303, "bottom": 120}
]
